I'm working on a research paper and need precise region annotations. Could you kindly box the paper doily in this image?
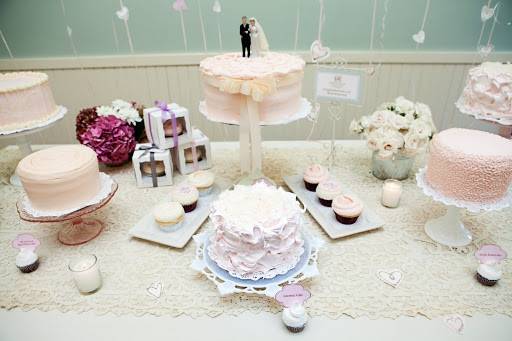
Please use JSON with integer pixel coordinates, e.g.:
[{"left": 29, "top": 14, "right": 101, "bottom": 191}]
[
  {"left": 20, "top": 172, "right": 115, "bottom": 217},
  {"left": 416, "top": 167, "right": 512, "bottom": 213},
  {"left": 455, "top": 99, "right": 512, "bottom": 126},
  {"left": 0, "top": 106, "right": 68, "bottom": 136},
  {"left": 191, "top": 230, "right": 323, "bottom": 297}
]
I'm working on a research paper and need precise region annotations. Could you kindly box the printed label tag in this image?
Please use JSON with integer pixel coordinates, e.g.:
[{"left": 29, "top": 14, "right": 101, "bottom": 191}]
[
  {"left": 11, "top": 233, "right": 40, "bottom": 251},
  {"left": 315, "top": 68, "right": 364, "bottom": 105},
  {"left": 475, "top": 244, "right": 507, "bottom": 263},
  {"left": 275, "top": 284, "right": 311, "bottom": 308}
]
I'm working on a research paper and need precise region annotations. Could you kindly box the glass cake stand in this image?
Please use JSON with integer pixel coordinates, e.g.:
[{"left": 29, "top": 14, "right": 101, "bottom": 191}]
[
  {"left": 416, "top": 167, "right": 512, "bottom": 247},
  {"left": 16, "top": 181, "right": 118, "bottom": 245},
  {"left": 0, "top": 106, "right": 67, "bottom": 186}
]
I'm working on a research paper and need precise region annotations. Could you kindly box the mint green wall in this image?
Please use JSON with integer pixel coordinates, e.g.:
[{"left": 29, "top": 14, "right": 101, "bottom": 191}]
[{"left": 0, "top": 0, "right": 511, "bottom": 58}]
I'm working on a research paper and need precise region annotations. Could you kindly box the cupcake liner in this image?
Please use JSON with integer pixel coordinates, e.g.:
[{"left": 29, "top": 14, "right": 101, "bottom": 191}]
[
  {"left": 17, "top": 259, "right": 39, "bottom": 273},
  {"left": 286, "top": 325, "right": 305, "bottom": 333},
  {"left": 335, "top": 213, "right": 359, "bottom": 225},
  {"left": 318, "top": 197, "right": 333, "bottom": 207},
  {"left": 158, "top": 219, "right": 184, "bottom": 233},
  {"left": 304, "top": 180, "right": 318, "bottom": 192},
  {"left": 197, "top": 186, "right": 213, "bottom": 197},
  {"left": 476, "top": 272, "right": 498, "bottom": 286},
  {"left": 183, "top": 201, "right": 197, "bottom": 213}
]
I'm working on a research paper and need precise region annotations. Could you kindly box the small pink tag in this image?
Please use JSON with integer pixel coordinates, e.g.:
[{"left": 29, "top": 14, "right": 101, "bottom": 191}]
[
  {"left": 11, "top": 233, "right": 40, "bottom": 251},
  {"left": 475, "top": 244, "right": 507, "bottom": 263},
  {"left": 275, "top": 284, "right": 311, "bottom": 308}
]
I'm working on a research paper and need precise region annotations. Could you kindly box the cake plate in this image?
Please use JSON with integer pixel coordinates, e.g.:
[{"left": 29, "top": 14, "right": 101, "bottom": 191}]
[
  {"left": 0, "top": 106, "right": 68, "bottom": 186},
  {"left": 191, "top": 230, "right": 323, "bottom": 297},
  {"left": 16, "top": 180, "right": 118, "bottom": 246},
  {"left": 416, "top": 167, "right": 512, "bottom": 247}
]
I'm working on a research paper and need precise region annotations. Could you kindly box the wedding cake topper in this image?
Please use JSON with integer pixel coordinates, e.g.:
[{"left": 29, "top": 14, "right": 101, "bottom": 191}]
[{"left": 239, "top": 16, "right": 269, "bottom": 58}]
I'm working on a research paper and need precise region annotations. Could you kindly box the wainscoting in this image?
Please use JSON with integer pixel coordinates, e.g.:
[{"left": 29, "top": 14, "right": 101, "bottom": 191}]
[{"left": 1, "top": 51, "right": 509, "bottom": 147}]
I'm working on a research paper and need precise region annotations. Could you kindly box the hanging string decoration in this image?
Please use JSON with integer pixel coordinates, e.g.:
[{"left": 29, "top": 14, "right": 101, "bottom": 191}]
[
  {"left": 197, "top": 0, "right": 207, "bottom": 51},
  {"left": 212, "top": 0, "right": 223, "bottom": 50},
  {"left": 0, "top": 30, "right": 14, "bottom": 59},
  {"left": 172, "top": 0, "right": 189, "bottom": 51},
  {"left": 411, "top": 0, "right": 430, "bottom": 46},
  {"left": 479, "top": 3, "right": 501, "bottom": 58},
  {"left": 310, "top": 0, "right": 330, "bottom": 62},
  {"left": 116, "top": 1, "right": 134, "bottom": 53},
  {"left": 294, "top": 1, "right": 301, "bottom": 52}
]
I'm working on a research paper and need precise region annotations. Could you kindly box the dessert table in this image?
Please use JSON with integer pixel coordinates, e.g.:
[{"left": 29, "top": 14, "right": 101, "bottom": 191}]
[{"left": 1, "top": 140, "right": 511, "bottom": 340}]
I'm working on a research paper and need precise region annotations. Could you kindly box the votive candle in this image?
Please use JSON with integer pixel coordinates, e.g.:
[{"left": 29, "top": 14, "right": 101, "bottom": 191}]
[
  {"left": 381, "top": 179, "right": 402, "bottom": 208},
  {"left": 69, "top": 254, "right": 102, "bottom": 293}
]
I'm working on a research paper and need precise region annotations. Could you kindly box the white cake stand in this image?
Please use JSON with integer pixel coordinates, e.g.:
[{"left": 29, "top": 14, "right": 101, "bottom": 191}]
[
  {"left": 416, "top": 167, "right": 512, "bottom": 247},
  {"left": 0, "top": 106, "right": 68, "bottom": 186},
  {"left": 191, "top": 230, "right": 323, "bottom": 297}
]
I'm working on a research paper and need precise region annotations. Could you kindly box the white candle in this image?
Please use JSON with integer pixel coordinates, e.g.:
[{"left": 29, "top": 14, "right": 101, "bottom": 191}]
[
  {"left": 69, "top": 254, "right": 102, "bottom": 293},
  {"left": 381, "top": 179, "right": 402, "bottom": 208}
]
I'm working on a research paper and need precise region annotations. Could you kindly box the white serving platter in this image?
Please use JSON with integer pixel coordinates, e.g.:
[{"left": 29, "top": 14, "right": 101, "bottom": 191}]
[
  {"left": 129, "top": 184, "right": 222, "bottom": 248},
  {"left": 283, "top": 175, "right": 384, "bottom": 239}
]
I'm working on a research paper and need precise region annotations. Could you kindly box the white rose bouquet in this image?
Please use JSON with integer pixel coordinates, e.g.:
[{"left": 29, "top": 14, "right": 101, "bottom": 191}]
[
  {"left": 96, "top": 99, "right": 142, "bottom": 126},
  {"left": 350, "top": 96, "right": 436, "bottom": 159}
]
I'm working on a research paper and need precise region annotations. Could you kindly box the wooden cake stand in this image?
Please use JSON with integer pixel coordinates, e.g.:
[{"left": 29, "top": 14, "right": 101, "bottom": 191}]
[{"left": 16, "top": 181, "right": 118, "bottom": 245}]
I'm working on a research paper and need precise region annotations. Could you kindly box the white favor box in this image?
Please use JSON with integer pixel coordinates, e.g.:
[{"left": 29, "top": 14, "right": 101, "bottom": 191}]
[
  {"left": 143, "top": 102, "right": 192, "bottom": 149},
  {"left": 176, "top": 128, "right": 212, "bottom": 175},
  {"left": 132, "top": 143, "right": 173, "bottom": 188}
]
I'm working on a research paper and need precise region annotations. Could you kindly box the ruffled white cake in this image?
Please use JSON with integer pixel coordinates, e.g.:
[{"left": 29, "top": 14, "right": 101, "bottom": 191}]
[
  {"left": 208, "top": 183, "right": 304, "bottom": 280},
  {"left": 456, "top": 62, "right": 512, "bottom": 124}
]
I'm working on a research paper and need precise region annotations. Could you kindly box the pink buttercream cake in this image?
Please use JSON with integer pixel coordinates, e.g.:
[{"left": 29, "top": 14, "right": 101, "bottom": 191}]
[
  {"left": 425, "top": 128, "right": 512, "bottom": 204},
  {"left": 0, "top": 72, "right": 59, "bottom": 132},
  {"left": 208, "top": 182, "right": 304, "bottom": 280},
  {"left": 199, "top": 52, "right": 305, "bottom": 124}
]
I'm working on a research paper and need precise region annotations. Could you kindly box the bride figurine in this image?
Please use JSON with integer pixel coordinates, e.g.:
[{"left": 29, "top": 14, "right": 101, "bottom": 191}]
[{"left": 249, "top": 18, "right": 269, "bottom": 57}]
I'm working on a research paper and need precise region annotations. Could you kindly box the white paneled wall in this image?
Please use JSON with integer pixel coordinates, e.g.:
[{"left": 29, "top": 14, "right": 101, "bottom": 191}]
[{"left": 0, "top": 52, "right": 504, "bottom": 147}]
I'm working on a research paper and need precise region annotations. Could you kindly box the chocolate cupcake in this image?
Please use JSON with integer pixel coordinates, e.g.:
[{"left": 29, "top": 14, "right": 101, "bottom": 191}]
[
  {"left": 16, "top": 249, "right": 39, "bottom": 273},
  {"left": 303, "top": 164, "right": 329, "bottom": 191},
  {"left": 476, "top": 263, "right": 502, "bottom": 286},
  {"left": 316, "top": 178, "right": 343, "bottom": 207},
  {"left": 332, "top": 194, "right": 363, "bottom": 225},
  {"left": 282, "top": 305, "right": 308, "bottom": 333},
  {"left": 171, "top": 183, "right": 199, "bottom": 213}
]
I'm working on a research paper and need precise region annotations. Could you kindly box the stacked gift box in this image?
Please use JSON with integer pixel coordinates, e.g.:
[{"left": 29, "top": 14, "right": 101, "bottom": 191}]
[{"left": 132, "top": 101, "right": 212, "bottom": 188}]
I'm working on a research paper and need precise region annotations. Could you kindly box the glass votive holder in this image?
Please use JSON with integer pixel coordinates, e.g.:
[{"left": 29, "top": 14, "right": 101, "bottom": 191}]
[
  {"left": 381, "top": 179, "right": 402, "bottom": 208},
  {"left": 69, "top": 254, "right": 102, "bottom": 294}
]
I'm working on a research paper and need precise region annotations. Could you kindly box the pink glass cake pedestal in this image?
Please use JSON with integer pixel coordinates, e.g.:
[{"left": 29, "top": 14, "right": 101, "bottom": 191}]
[{"left": 16, "top": 181, "right": 117, "bottom": 246}]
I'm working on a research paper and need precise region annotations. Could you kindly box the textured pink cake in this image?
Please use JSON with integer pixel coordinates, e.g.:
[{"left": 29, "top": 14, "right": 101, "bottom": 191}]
[
  {"left": 456, "top": 62, "right": 512, "bottom": 122},
  {"left": 17, "top": 145, "right": 101, "bottom": 212},
  {"left": 425, "top": 128, "right": 512, "bottom": 204},
  {"left": 0, "top": 72, "right": 59, "bottom": 132},
  {"left": 199, "top": 52, "right": 305, "bottom": 124},
  {"left": 208, "top": 182, "right": 304, "bottom": 280}
]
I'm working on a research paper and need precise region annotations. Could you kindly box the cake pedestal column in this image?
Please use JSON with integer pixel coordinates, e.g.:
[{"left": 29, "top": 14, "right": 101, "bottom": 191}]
[
  {"left": 424, "top": 206, "right": 472, "bottom": 247},
  {"left": 239, "top": 96, "right": 262, "bottom": 176}
]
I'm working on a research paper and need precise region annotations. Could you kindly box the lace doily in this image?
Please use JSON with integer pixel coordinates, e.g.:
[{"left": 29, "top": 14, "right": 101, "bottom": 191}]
[
  {"left": 416, "top": 167, "right": 512, "bottom": 213},
  {"left": 0, "top": 142, "right": 511, "bottom": 319},
  {"left": 20, "top": 173, "right": 114, "bottom": 217}
]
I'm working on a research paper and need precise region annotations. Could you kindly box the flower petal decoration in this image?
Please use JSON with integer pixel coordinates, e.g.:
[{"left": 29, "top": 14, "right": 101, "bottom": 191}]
[
  {"left": 212, "top": 0, "right": 221, "bottom": 13},
  {"left": 172, "top": 0, "right": 188, "bottom": 12},
  {"left": 116, "top": 5, "right": 129, "bottom": 21}
]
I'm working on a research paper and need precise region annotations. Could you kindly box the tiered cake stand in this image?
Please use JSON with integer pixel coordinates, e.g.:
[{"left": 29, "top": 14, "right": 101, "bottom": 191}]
[
  {"left": 416, "top": 168, "right": 512, "bottom": 247},
  {"left": 16, "top": 180, "right": 118, "bottom": 245},
  {"left": 0, "top": 106, "right": 68, "bottom": 186}
]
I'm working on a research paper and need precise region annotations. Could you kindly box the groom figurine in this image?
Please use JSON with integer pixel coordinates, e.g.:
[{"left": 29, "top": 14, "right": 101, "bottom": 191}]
[{"left": 240, "top": 16, "right": 251, "bottom": 58}]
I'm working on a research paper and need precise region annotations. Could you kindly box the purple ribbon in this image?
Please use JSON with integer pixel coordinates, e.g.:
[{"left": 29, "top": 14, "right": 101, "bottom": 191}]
[{"left": 149, "top": 100, "right": 179, "bottom": 147}]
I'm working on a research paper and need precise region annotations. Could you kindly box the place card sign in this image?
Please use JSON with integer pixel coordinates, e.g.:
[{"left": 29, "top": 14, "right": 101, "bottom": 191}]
[
  {"left": 275, "top": 284, "right": 311, "bottom": 308},
  {"left": 475, "top": 244, "right": 507, "bottom": 263},
  {"left": 315, "top": 68, "right": 364, "bottom": 105},
  {"left": 11, "top": 233, "right": 40, "bottom": 251}
]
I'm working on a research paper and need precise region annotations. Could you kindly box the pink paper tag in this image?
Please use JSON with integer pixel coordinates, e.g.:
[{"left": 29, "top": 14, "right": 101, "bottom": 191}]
[
  {"left": 11, "top": 233, "right": 40, "bottom": 251},
  {"left": 475, "top": 244, "right": 507, "bottom": 263},
  {"left": 275, "top": 284, "right": 311, "bottom": 308}
]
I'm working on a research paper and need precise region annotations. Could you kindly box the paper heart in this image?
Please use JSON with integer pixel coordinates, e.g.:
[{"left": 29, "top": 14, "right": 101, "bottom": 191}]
[
  {"left": 116, "top": 6, "right": 129, "bottom": 21},
  {"left": 310, "top": 40, "right": 330, "bottom": 62},
  {"left": 376, "top": 269, "right": 403, "bottom": 288},
  {"left": 146, "top": 282, "right": 162, "bottom": 299},
  {"left": 481, "top": 5, "right": 495, "bottom": 22},
  {"left": 172, "top": 0, "right": 188, "bottom": 12},
  {"left": 412, "top": 30, "right": 425, "bottom": 44},
  {"left": 443, "top": 314, "right": 464, "bottom": 334},
  {"left": 212, "top": 0, "right": 221, "bottom": 13},
  {"left": 479, "top": 44, "right": 494, "bottom": 57}
]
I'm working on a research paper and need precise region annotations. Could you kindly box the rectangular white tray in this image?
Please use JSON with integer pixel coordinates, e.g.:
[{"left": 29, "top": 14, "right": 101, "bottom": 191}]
[
  {"left": 283, "top": 175, "right": 384, "bottom": 239},
  {"left": 129, "top": 184, "right": 222, "bottom": 248}
]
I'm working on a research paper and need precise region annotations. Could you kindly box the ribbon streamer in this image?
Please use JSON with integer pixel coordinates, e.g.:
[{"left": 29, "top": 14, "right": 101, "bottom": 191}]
[
  {"left": 190, "top": 141, "right": 199, "bottom": 171},
  {"left": 197, "top": 0, "right": 207, "bottom": 51},
  {"left": 0, "top": 30, "right": 13, "bottom": 58},
  {"left": 118, "top": 0, "right": 134, "bottom": 53},
  {"left": 216, "top": 14, "right": 223, "bottom": 50},
  {"left": 317, "top": 0, "right": 325, "bottom": 42},
  {"left": 294, "top": 1, "right": 301, "bottom": 51}
]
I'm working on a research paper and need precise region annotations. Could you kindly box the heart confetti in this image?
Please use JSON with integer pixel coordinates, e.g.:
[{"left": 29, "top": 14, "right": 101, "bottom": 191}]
[
  {"left": 172, "top": 0, "right": 188, "bottom": 12},
  {"left": 310, "top": 40, "right": 330, "bottom": 62},
  {"left": 146, "top": 281, "right": 163, "bottom": 299},
  {"left": 481, "top": 5, "right": 495, "bottom": 22},
  {"left": 412, "top": 30, "right": 425, "bottom": 44},
  {"left": 116, "top": 6, "right": 129, "bottom": 21},
  {"left": 212, "top": 0, "right": 221, "bottom": 13},
  {"left": 376, "top": 269, "right": 403, "bottom": 288},
  {"left": 443, "top": 314, "right": 464, "bottom": 334}
]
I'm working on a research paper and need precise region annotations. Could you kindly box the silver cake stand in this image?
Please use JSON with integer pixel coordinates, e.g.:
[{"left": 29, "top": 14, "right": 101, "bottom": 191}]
[
  {"left": 416, "top": 167, "right": 512, "bottom": 247},
  {"left": 0, "top": 106, "right": 68, "bottom": 186}
]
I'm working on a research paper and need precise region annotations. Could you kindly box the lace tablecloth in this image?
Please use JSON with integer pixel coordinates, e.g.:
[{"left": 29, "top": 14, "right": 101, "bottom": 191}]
[{"left": 0, "top": 141, "right": 511, "bottom": 319}]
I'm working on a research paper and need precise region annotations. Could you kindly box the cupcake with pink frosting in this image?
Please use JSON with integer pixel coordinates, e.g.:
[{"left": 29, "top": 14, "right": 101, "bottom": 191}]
[
  {"left": 316, "top": 179, "right": 343, "bottom": 207},
  {"left": 303, "top": 164, "right": 329, "bottom": 191},
  {"left": 332, "top": 194, "right": 363, "bottom": 224}
]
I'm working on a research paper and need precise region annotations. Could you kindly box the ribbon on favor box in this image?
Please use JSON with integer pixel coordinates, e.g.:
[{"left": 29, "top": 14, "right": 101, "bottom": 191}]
[
  {"left": 148, "top": 101, "right": 179, "bottom": 147},
  {"left": 190, "top": 141, "right": 199, "bottom": 172},
  {"left": 136, "top": 144, "right": 164, "bottom": 187}
]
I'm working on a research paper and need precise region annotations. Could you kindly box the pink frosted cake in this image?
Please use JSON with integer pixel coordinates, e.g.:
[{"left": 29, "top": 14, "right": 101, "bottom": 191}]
[
  {"left": 0, "top": 72, "right": 59, "bottom": 133},
  {"left": 456, "top": 62, "right": 512, "bottom": 123},
  {"left": 425, "top": 128, "right": 512, "bottom": 204},
  {"left": 208, "top": 182, "right": 304, "bottom": 280},
  {"left": 17, "top": 145, "right": 101, "bottom": 212},
  {"left": 199, "top": 52, "right": 305, "bottom": 124}
]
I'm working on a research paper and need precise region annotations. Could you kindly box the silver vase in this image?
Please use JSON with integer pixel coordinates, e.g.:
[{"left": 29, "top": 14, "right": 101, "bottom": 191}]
[{"left": 371, "top": 151, "right": 415, "bottom": 180}]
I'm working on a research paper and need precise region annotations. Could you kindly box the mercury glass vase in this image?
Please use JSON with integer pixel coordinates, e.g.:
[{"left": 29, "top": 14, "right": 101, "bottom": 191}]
[{"left": 371, "top": 151, "right": 415, "bottom": 180}]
